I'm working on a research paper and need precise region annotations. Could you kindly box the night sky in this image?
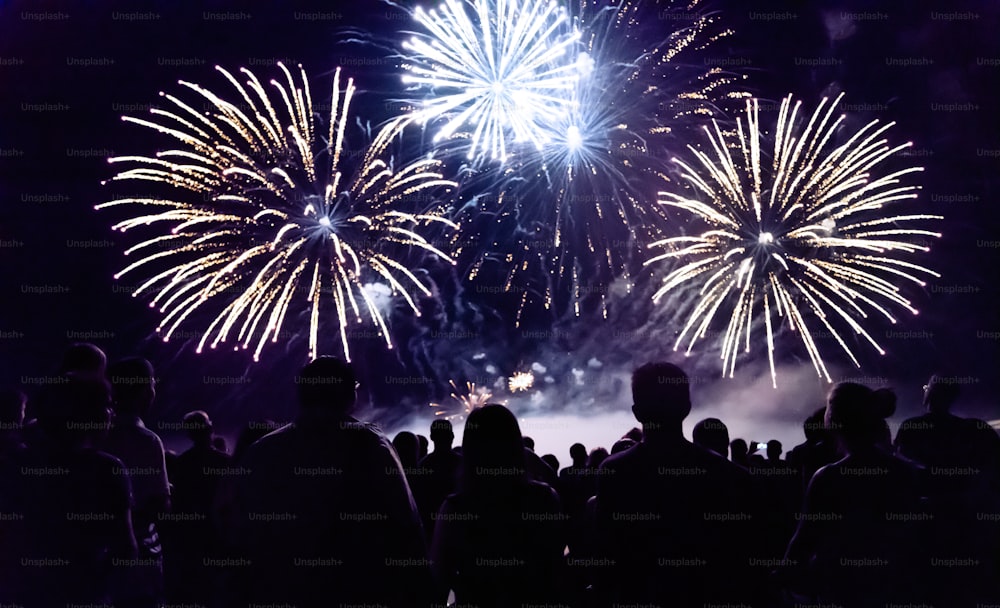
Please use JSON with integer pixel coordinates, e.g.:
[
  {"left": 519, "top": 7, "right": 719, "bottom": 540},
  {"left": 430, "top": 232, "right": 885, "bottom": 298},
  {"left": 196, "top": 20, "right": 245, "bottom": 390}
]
[{"left": 1, "top": 0, "right": 998, "bottom": 450}]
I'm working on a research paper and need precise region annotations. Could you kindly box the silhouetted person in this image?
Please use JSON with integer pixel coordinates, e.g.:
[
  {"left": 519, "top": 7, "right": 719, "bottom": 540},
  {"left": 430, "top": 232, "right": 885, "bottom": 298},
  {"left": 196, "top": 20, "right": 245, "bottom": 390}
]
[
  {"left": 393, "top": 430, "right": 421, "bottom": 471},
  {"left": 523, "top": 435, "right": 535, "bottom": 451},
  {"left": 766, "top": 439, "right": 782, "bottom": 462},
  {"left": 783, "top": 384, "right": 927, "bottom": 608},
  {"left": 431, "top": 405, "right": 564, "bottom": 608},
  {"left": 786, "top": 406, "right": 839, "bottom": 490},
  {"left": 21, "top": 343, "right": 109, "bottom": 448},
  {"left": 692, "top": 417, "right": 729, "bottom": 457},
  {"left": 165, "top": 410, "right": 231, "bottom": 603},
  {"left": 730, "top": 438, "right": 750, "bottom": 468},
  {"left": 100, "top": 357, "right": 170, "bottom": 606},
  {"left": 541, "top": 453, "right": 559, "bottom": 472},
  {"left": 417, "top": 433, "right": 429, "bottom": 460},
  {"left": 594, "top": 362, "right": 760, "bottom": 607},
  {"left": 623, "top": 427, "right": 643, "bottom": 443},
  {"left": 58, "top": 341, "right": 107, "bottom": 377},
  {"left": 1, "top": 375, "right": 137, "bottom": 606},
  {"left": 895, "top": 374, "right": 1000, "bottom": 604},
  {"left": 231, "top": 357, "right": 434, "bottom": 607},
  {"left": 412, "top": 419, "right": 462, "bottom": 536}
]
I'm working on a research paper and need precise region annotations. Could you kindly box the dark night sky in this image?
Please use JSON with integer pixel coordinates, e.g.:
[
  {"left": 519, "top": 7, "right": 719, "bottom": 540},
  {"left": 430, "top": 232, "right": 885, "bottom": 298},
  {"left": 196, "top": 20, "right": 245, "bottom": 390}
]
[{"left": 0, "top": 0, "right": 998, "bottom": 446}]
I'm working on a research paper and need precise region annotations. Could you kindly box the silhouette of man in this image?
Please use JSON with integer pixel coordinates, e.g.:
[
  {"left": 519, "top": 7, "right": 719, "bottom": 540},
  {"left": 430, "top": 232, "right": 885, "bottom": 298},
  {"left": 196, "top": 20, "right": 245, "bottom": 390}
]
[
  {"left": 692, "top": 417, "right": 729, "bottom": 457},
  {"left": 231, "top": 357, "right": 435, "bottom": 607},
  {"left": 786, "top": 406, "right": 838, "bottom": 490},
  {"left": 595, "top": 362, "right": 759, "bottom": 607},
  {"left": 895, "top": 375, "right": 1000, "bottom": 604},
  {"left": 730, "top": 438, "right": 750, "bottom": 468},
  {"left": 100, "top": 357, "right": 170, "bottom": 606},
  {"left": 412, "top": 419, "right": 461, "bottom": 536},
  {"left": 1, "top": 375, "right": 137, "bottom": 605},
  {"left": 784, "top": 384, "right": 928, "bottom": 608},
  {"left": 166, "top": 410, "right": 230, "bottom": 603}
]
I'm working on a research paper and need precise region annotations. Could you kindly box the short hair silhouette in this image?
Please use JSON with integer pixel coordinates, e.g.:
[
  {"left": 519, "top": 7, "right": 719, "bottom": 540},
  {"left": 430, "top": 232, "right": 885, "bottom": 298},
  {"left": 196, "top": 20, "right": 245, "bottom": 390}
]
[
  {"left": 631, "top": 362, "right": 691, "bottom": 424},
  {"left": 430, "top": 418, "right": 454, "bottom": 443},
  {"left": 523, "top": 435, "right": 535, "bottom": 450},
  {"left": 569, "top": 442, "right": 587, "bottom": 463},
  {"left": 541, "top": 453, "right": 559, "bottom": 471},
  {"left": 107, "top": 357, "right": 155, "bottom": 414},
  {"left": 924, "top": 374, "right": 960, "bottom": 413},
  {"left": 296, "top": 356, "right": 356, "bottom": 410},
  {"left": 803, "top": 406, "right": 827, "bottom": 442},
  {"left": 766, "top": 439, "right": 782, "bottom": 460},
  {"left": 693, "top": 417, "right": 729, "bottom": 456},
  {"left": 182, "top": 410, "right": 213, "bottom": 444},
  {"left": 59, "top": 342, "right": 107, "bottom": 376},
  {"left": 588, "top": 447, "right": 609, "bottom": 468}
]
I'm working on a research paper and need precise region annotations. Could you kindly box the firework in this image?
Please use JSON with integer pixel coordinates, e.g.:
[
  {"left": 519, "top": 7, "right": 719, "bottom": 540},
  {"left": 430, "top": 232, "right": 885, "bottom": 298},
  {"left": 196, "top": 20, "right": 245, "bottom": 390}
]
[
  {"left": 508, "top": 370, "right": 535, "bottom": 392},
  {"left": 430, "top": 380, "right": 494, "bottom": 420},
  {"left": 645, "top": 94, "right": 941, "bottom": 386},
  {"left": 98, "top": 63, "right": 457, "bottom": 362},
  {"left": 452, "top": 0, "right": 749, "bottom": 319},
  {"left": 400, "top": 0, "right": 584, "bottom": 163}
]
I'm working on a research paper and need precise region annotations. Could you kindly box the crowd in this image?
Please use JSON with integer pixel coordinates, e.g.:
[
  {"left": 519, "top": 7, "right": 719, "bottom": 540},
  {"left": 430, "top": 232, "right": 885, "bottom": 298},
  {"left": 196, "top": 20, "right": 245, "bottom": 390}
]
[{"left": 0, "top": 342, "right": 998, "bottom": 608}]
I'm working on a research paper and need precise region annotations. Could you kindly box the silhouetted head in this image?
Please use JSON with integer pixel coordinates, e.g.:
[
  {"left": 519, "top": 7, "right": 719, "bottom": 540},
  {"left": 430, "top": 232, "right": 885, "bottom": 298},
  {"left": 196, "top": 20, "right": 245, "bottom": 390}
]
[
  {"left": 107, "top": 357, "right": 155, "bottom": 417},
  {"left": 569, "top": 442, "right": 587, "bottom": 465},
  {"left": 393, "top": 431, "right": 420, "bottom": 468},
  {"left": 0, "top": 388, "right": 26, "bottom": 428},
  {"left": 541, "top": 453, "right": 559, "bottom": 472},
  {"left": 36, "top": 374, "right": 112, "bottom": 447},
  {"left": 631, "top": 362, "right": 691, "bottom": 429},
  {"left": 692, "top": 417, "right": 729, "bottom": 457},
  {"left": 182, "top": 410, "right": 213, "bottom": 447},
  {"left": 803, "top": 406, "right": 828, "bottom": 443},
  {"left": 417, "top": 434, "right": 429, "bottom": 459},
  {"left": 611, "top": 438, "right": 636, "bottom": 454},
  {"left": 460, "top": 404, "right": 526, "bottom": 490},
  {"left": 923, "top": 374, "right": 960, "bottom": 414},
  {"left": 430, "top": 419, "right": 454, "bottom": 449},
  {"left": 588, "top": 447, "right": 609, "bottom": 469},
  {"left": 522, "top": 436, "right": 535, "bottom": 451},
  {"left": 766, "top": 439, "right": 782, "bottom": 460},
  {"left": 296, "top": 357, "right": 356, "bottom": 413},
  {"left": 730, "top": 438, "right": 749, "bottom": 463},
  {"left": 59, "top": 342, "right": 107, "bottom": 377},
  {"left": 826, "top": 383, "right": 895, "bottom": 449}
]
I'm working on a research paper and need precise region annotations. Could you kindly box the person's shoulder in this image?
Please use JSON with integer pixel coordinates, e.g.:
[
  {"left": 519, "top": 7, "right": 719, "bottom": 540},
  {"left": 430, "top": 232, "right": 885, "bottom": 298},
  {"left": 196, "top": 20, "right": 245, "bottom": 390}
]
[
  {"left": 525, "top": 478, "right": 560, "bottom": 498},
  {"left": 600, "top": 443, "right": 641, "bottom": 470},
  {"left": 242, "top": 423, "right": 298, "bottom": 457},
  {"left": 80, "top": 447, "right": 128, "bottom": 477},
  {"left": 899, "top": 414, "right": 932, "bottom": 430}
]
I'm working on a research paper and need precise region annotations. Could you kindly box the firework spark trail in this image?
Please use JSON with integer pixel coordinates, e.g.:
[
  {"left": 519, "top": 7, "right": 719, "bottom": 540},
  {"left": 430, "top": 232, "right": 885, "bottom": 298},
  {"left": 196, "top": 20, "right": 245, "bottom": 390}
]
[
  {"left": 400, "top": 0, "right": 584, "bottom": 163},
  {"left": 430, "top": 380, "right": 494, "bottom": 420},
  {"left": 645, "top": 94, "right": 942, "bottom": 386},
  {"left": 446, "top": 0, "right": 749, "bottom": 320},
  {"left": 98, "top": 63, "right": 458, "bottom": 362}
]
